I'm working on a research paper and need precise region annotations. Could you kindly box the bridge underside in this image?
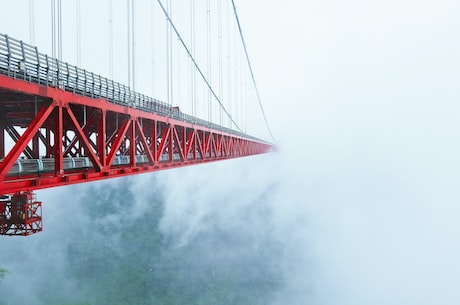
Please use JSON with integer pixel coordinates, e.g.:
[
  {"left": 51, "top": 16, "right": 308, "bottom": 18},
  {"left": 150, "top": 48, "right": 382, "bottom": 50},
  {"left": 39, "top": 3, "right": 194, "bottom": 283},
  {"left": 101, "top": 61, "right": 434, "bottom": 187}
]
[{"left": 0, "top": 74, "right": 271, "bottom": 195}]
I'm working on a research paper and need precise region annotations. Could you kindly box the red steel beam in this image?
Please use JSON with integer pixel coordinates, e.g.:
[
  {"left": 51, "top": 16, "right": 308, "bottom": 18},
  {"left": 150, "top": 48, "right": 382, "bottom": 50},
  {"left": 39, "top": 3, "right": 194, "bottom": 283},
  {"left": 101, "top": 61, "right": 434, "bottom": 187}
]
[
  {"left": 0, "top": 74, "right": 273, "bottom": 195},
  {"left": 135, "top": 120, "right": 155, "bottom": 165},
  {"left": 0, "top": 122, "right": 4, "bottom": 158}
]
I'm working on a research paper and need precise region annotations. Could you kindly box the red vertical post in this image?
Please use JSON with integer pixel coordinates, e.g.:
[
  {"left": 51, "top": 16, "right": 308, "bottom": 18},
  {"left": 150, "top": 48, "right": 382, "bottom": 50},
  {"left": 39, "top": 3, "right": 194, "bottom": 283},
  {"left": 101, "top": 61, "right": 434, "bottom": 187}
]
[
  {"left": 181, "top": 127, "right": 186, "bottom": 159},
  {"left": 185, "top": 130, "right": 194, "bottom": 161},
  {"left": 98, "top": 109, "right": 106, "bottom": 169},
  {"left": 129, "top": 119, "right": 136, "bottom": 167},
  {"left": 168, "top": 125, "right": 174, "bottom": 162},
  {"left": 191, "top": 131, "right": 196, "bottom": 161},
  {"left": 200, "top": 130, "right": 205, "bottom": 158},
  {"left": 229, "top": 138, "right": 234, "bottom": 156},
  {"left": 216, "top": 134, "right": 222, "bottom": 158},
  {"left": 0, "top": 122, "right": 4, "bottom": 159},
  {"left": 45, "top": 124, "right": 52, "bottom": 157},
  {"left": 152, "top": 120, "right": 158, "bottom": 163},
  {"left": 204, "top": 132, "right": 211, "bottom": 158},
  {"left": 54, "top": 106, "right": 63, "bottom": 175},
  {"left": 32, "top": 133, "right": 39, "bottom": 158}
]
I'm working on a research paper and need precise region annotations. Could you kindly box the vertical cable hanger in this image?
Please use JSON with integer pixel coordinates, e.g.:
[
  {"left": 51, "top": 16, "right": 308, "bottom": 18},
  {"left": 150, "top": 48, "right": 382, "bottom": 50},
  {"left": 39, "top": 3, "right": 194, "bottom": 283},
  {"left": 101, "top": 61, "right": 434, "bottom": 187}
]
[
  {"left": 131, "top": 0, "right": 135, "bottom": 91},
  {"left": 240, "top": 48, "right": 245, "bottom": 133},
  {"left": 230, "top": 0, "right": 276, "bottom": 142},
  {"left": 218, "top": 0, "right": 223, "bottom": 126},
  {"left": 57, "top": 0, "right": 62, "bottom": 63},
  {"left": 155, "top": 0, "right": 242, "bottom": 132},
  {"left": 76, "top": 0, "right": 81, "bottom": 67},
  {"left": 176, "top": 1, "right": 182, "bottom": 110},
  {"left": 51, "top": 0, "right": 55, "bottom": 58},
  {"left": 127, "top": 0, "right": 131, "bottom": 89},
  {"left": 30, "top": 0, "right": 37, "bottom": 117},
  {"left": 151, "top": 0, "right": 155, "bottom": 97},
  {"left": 168, "top": 0, "right": 173, "bottom": 107},
  {"left": 109, "top": 0, "right": 113, "bottom": 79},
  {"left": 226, "top": 0, "right": 232, "bottom": 129},
  {"left": 244, "top": 57, "right": 248, "bottom": 133},
  {"left": 233, "top": 25, "right": 238, "bottom": 129},
  {"left": 76, "top": 0, "right": 85, "bottom": 124},
  {"left": 206, "top": 0, "right": 212, "bottom": 123},
  {"left": 29, "top": 0, "right": 35, "bottom": 45},
  {"left": 125, "top": 0, "right": 135, "bottom": 90},
  {"left": 51, "top": 0, "right": 63, "bottom": 74},
  {"left": 165, "top": 0, "right": 170, "bottom": 106},
  {"left": 190, "top": 0, "right": 196, "bottom": 117}
]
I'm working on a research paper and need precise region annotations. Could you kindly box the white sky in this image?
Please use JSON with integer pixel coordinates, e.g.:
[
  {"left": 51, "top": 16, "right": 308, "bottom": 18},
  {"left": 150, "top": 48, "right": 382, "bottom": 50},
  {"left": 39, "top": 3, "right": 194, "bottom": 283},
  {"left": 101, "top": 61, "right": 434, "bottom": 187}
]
[{"left": 2, "top": 1, "right": 460, "bottom": 304}]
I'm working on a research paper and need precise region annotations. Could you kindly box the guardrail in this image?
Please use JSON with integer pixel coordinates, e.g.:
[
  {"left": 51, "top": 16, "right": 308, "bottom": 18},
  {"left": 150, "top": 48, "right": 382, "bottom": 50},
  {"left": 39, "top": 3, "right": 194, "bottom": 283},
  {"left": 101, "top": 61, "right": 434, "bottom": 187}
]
[
  {"left": 7, "top": 153, "right": 204, "bottom": 176},
  {"left": 0, "top": 33, "right": 265, "bottom": 142}
]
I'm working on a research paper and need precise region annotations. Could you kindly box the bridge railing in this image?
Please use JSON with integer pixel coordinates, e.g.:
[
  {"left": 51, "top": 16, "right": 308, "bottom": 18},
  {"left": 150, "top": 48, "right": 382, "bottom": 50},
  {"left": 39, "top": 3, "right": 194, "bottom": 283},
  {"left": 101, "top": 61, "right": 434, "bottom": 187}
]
[{"left": 0, "top": 33, "right": 265, "bottom": 143}]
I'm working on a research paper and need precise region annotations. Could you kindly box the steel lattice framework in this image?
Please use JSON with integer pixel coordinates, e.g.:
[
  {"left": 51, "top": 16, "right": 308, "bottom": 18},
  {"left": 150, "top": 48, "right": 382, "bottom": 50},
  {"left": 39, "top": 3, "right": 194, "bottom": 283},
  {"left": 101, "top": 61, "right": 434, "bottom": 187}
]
[
  {"left": 0, "top": 73, "right": 271, "bottom": 194},
  {"left": 0, "top": 34, "right": 273, "bottom": 235}
]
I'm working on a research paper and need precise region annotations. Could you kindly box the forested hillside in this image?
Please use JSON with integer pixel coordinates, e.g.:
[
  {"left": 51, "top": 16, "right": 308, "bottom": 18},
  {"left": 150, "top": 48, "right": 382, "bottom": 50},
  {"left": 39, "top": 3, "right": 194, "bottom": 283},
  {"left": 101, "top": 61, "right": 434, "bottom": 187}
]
[{"left": 1, "top": 174, "right": 281, "bottom": 305}]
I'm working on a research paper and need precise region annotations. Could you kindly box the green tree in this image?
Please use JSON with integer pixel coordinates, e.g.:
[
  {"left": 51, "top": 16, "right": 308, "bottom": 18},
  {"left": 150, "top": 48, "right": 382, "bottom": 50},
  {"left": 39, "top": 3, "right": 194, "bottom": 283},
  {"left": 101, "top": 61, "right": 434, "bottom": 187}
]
[{"left": 0, "top": 268, "right": 8, "bottom": 279}]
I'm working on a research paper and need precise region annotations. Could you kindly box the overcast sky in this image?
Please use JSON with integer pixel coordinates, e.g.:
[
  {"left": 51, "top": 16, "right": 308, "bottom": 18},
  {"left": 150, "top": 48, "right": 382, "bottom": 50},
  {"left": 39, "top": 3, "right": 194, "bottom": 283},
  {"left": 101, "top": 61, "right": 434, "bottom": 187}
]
[{"left": 2, "top": 0, "right": 460, "bottom": 304}]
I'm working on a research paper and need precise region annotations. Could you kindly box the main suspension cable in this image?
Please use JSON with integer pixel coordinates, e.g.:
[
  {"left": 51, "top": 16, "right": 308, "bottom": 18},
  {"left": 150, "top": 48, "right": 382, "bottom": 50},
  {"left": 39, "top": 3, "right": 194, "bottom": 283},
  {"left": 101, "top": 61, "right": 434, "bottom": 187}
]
[
  {"left": 155, "top": 0, "right": 242, "bottom": 132},
  {"left": 230, "top": 0, "right": 276, "bottom": 142}
]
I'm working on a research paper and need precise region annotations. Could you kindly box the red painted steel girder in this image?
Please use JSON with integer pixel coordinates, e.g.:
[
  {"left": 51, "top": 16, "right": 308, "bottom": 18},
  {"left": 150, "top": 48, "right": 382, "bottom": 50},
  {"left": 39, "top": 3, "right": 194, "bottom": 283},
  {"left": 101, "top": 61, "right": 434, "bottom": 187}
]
[{"left": 0, "top": 74, "right": 272, "bottom": 195}]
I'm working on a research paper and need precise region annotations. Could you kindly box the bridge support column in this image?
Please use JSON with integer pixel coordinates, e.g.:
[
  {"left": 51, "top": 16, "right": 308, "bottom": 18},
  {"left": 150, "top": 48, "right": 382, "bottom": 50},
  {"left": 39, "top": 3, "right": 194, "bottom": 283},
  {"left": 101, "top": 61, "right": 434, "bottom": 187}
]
[
  {"left": 98, "top": 109, "right": 107, "bottom": 169},
  {"left": 129, "top": 119, "right": 136, "bottom": 168},
  {"left": 32, "top": 133, "right": 39, "bottom": 159},
  {"left": 54, "top": 105, "right": 64, "bottom": 176},
  {"left": 0, "top": 123, "right": 4, "bottom": 159},
  {"left": 152, "top": 121, "right": 158, "bottom": 163}
]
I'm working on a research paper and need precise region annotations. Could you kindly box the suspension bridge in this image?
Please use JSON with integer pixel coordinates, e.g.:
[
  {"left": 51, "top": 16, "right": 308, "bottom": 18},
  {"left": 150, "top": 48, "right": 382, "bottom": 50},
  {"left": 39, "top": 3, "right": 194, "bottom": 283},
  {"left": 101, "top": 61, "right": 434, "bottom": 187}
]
[{"left": 0, "top": 0, "right": 275, "bottom": 236}]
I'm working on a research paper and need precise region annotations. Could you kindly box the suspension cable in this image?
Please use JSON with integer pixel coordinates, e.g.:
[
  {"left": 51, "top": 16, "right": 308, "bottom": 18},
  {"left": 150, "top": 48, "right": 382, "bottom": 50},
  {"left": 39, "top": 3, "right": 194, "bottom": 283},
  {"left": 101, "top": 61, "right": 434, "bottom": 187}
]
[
  {"left": 51, "top": 0, "right": 55, "bottom": 58},
  {"left": 127, "top": 0, "right": 131, "bottom": 88},
  {"left": 155, "top": 0, "right": 242, "bottom": 132},
  {"left": 109, "top": 0, "right": 113, "bottom": 78},
  {"left": 206, "top": 0, "right": 212, "bottom": 122},
  {"left": 151, "top": 0, "right": 156, "bottom": 97},
  {"left": 165, "top": 0, "right": 171, "bottom": 106},
  {"left": 190, "top": 0, "right": 196, "bottom": 117},
  {"left": 226, "top": 0, "right": 232, "bottom": 128},
  {"left": 29, "top": 0, "right": 35, "bottom": 45},
  {"left": 218, "top": 0, "right": 223, "bottom": 125},
  {"left": 168, "top": 0, "right": 173, "bottom": 107},
  {"left": 57, "top": 0, "right": 62, "bottom": 62},
  {"left": 132, "top": 0, "right": 135, "bottom": 90},
  {"left": 230, "top": 0, "right": 275, "bottom": 142},
  {"left": 77, "top": 0, "right": 81, "bottom": 66}
]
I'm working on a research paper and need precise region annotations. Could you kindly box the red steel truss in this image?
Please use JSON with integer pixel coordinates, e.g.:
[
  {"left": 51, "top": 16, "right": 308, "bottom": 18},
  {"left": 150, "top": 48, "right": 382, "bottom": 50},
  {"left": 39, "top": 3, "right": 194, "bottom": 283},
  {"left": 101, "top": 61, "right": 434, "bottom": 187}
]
[
  {"left": 0, "top": 33, "right": 273, "bottom": 236},
  {"left": 0, "top": 74, "right": 272, "bottom": 196}
]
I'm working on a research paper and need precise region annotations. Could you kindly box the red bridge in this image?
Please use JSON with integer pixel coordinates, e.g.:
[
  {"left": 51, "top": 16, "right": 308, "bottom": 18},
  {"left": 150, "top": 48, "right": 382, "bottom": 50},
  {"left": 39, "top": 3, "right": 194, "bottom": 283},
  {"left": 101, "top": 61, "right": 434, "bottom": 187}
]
[{"left": 0, "top": 34, "right": 273, "bottom": 236}]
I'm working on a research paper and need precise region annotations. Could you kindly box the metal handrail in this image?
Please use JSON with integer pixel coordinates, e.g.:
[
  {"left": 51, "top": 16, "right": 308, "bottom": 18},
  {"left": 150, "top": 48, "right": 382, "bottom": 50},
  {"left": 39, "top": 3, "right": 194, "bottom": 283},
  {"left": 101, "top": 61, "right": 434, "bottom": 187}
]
[{"left": 0, "top": 33, "right": 267, "bottom": 143}]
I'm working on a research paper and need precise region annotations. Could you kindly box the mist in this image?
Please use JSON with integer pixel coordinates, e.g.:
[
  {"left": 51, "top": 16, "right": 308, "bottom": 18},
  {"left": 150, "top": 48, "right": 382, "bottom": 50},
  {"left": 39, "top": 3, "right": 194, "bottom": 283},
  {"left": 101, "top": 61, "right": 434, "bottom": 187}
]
[
  {"left": 0, "top": 157, "right": 284, "bottom": 305},
  {"left": 2, "top": 122, "right": 460, "bottom": 305},
  {"left": 2, "top": 0, "right": 460, "bottom": 304}
]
